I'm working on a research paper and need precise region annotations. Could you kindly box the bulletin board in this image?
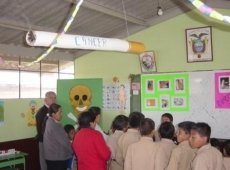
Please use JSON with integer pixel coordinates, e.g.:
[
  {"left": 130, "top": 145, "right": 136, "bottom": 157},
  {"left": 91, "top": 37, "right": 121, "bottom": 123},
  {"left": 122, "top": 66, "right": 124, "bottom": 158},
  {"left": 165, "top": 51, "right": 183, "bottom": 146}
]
[
  {"left": 139, "top": 70, "right": 230, "bottom": 139},
  {"left": 141, "top": 73, "right": 189, "bottom": 112}
]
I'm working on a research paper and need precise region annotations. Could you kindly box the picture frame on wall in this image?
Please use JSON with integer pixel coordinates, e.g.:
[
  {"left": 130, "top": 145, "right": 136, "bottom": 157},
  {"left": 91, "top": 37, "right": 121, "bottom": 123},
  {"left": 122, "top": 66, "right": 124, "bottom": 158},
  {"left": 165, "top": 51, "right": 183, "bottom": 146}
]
[
  {"left": 139, "top": 51, "right": 157, "bottom": 73},
  {"left": 185, "top": 26, "right": 213, "bottom": 63}
]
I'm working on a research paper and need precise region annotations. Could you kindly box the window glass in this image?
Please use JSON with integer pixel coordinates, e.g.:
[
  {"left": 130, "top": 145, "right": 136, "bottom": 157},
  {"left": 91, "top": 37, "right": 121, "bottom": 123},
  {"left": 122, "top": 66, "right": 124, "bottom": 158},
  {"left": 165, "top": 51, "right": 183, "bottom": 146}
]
[
  {"left": 59, "top": 60, "right": 74, "bottom": 73},
  {"left": 41, "top": 60, "right": 58, "bottom": 72},
  {"left": 59, "top": 73, "right": 74, "bottom": 79},
  {"left": 0, "top": 70, "right": 19, "bottom": 98},
  {"left": 41, "top": 73, "right": 58, "bottom": 98},
  {"left": 20, "top": 71, "right": 40, "bottom": 98}
]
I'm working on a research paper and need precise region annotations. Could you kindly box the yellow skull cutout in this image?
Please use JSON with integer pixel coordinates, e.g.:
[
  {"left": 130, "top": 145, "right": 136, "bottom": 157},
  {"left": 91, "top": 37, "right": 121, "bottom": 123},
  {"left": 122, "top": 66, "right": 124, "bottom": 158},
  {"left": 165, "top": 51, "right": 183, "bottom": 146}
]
[{"left": 69, "top": 85, "right": 92, "bottom": 117}]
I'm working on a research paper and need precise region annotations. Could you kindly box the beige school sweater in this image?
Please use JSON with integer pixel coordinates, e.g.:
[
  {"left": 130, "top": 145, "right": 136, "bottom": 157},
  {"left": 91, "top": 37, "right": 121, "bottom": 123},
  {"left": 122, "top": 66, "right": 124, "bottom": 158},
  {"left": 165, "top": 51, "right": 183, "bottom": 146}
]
[
  {"left": 124, "top": 136, "right": 158, "bottom": 170},
  {"left": 154, "top": 138, "right": 176, "bottom": 170},
  {"left": 191, "top": 144, "right": 224, "bottom": 170},
  {"left": 115, "top": 129, "right": 141, "bottom": 170},
  {"left": 107, "top": 130, "right": 124, "bottom": 170},
  {"left": 166, "top": 140, "right": 196, "bottom": 170}
]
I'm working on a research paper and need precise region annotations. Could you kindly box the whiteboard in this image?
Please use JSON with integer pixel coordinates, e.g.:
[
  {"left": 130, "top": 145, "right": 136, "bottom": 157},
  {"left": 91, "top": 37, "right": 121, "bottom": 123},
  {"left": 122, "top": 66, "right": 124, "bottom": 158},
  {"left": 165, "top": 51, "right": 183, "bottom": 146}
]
[{"left": 142, "top": 70, "right": 230, "bottom": 139}]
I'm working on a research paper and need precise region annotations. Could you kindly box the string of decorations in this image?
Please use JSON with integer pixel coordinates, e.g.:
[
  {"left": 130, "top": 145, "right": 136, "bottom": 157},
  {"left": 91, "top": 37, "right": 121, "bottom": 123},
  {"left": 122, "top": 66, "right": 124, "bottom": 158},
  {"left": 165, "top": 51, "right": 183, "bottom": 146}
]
[
  {"left": 18, "top": 0, "right": 84, "bottom": 68},
  {"left": 188, "top": 0, "right": 230, "bottom": 24}
]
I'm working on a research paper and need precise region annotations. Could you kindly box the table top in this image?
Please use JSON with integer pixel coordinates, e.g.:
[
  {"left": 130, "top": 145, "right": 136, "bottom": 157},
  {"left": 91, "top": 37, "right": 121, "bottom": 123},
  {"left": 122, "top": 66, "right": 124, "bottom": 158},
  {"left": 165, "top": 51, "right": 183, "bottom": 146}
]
[{"left": 0, "top": 152, "right": 28, "bottom": 161}]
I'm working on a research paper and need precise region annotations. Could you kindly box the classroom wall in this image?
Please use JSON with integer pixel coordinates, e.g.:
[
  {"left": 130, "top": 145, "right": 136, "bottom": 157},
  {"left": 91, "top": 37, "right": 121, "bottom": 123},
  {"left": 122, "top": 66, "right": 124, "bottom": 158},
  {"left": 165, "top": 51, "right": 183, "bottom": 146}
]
[
  {"left": 0, "top": 99, "right": 43, "bottom": 142},
  {"left": 75, "top": 9, "right": 230, "bottom": 131}
]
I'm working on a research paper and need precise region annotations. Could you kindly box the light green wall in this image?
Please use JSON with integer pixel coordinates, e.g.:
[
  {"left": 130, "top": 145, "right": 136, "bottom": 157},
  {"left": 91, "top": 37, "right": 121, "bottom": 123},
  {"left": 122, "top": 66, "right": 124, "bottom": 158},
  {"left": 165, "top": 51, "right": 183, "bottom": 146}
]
[
  {"left": 0, "top": 99, "right": 43, "bottom": 142},
  {"left": 75, "top": 9, "right": 230, "bottom": 131}
]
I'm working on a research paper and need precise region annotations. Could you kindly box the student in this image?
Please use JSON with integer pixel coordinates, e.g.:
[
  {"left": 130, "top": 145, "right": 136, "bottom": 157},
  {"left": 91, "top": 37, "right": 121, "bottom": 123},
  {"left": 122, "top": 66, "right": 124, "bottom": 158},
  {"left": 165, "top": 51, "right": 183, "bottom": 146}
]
[
  {"left": 189, "top": 122, "right": 224, "bottom": 170},
  {"left": 115, "top": 111, "right": 145, "bottom": 170},
  {"left": 35, "top": 91, "right": 56, "bottom": 170},
  {"left": 107, "top": 115, "right": 129, "bottom": 170},
  {"left": 72, "top": 111, "right": 111, "bottom": 170},
  {"left": 89, "top": 106, "right": 108, "bottom": 141},
  {"left": 43, "top": 103, "right": 72, "bottom": 170},
  {"left": 124, "top": 118, "right": 157, "bottom": 170},
  {"left": 154, "top": 113, "right": 173, "bottom": 142},
  {"left": 223, "top": 140, "right": 230, "bottom": 170},
  {"left": 166, "top": 121, "right": 196, "bottom": 170},
  {"left": 64, "top": 124, "right": 77, "bottom": 170},
  {"left": 155, "top": 122, "right": 176, "bottom": 170}
]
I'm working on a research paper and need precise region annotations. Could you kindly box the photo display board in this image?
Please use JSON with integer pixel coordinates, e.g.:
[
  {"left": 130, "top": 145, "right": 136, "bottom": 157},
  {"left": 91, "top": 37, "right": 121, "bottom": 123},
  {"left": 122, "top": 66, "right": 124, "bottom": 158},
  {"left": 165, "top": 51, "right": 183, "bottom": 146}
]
[{"left": 141, "top": 73, "right": 190, "bottom": 112}]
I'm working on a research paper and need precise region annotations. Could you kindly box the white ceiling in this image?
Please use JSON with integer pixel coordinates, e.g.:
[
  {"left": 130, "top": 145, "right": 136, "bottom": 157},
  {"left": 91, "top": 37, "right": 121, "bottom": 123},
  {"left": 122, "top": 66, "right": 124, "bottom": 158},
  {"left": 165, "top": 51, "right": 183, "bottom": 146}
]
[{"left": 0, "top": 0, "right": 229, "bottom": 61}]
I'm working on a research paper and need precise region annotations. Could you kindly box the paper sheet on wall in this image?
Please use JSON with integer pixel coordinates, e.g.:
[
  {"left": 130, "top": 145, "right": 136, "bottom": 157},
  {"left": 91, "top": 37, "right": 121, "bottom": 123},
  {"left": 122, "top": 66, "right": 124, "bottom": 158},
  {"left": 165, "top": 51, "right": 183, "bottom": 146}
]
[{"left": 103, "top": 83, "right": 130, "bottom": 113}]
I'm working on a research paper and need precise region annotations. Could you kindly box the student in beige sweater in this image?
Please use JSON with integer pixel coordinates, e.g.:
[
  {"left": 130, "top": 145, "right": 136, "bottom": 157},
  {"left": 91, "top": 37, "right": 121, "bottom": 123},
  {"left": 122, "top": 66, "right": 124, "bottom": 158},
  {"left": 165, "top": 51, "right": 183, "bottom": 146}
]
[
  {"left": 115, "top": 112, "right": 145, "bottom": 170},
  {"left": 166, "top": 121, "right": 196, "bottom": 170},
  {"left": 155, "top": 122, "right": 176, "bottom": 170},
  {"left": 189, "top": 122, "right": 224, "bottom": 170},
  {"left": 125, "top": 118, "right": 158, "bottom": 170}
]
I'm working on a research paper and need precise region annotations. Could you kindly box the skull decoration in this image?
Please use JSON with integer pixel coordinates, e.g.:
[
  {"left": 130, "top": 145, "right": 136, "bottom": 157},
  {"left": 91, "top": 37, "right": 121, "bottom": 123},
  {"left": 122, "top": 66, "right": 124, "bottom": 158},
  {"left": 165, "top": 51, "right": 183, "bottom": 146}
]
[{"left": 69, "top": 85, "right": 92, "bottom": 117}]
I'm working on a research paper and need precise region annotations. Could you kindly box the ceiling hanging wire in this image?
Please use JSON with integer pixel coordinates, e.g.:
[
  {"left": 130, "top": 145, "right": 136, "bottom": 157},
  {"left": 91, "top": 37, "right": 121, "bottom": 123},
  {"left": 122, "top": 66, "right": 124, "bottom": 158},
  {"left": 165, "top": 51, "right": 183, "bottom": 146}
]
[{"left": 121, "top": 0, "right": 130, "bottom": 37}]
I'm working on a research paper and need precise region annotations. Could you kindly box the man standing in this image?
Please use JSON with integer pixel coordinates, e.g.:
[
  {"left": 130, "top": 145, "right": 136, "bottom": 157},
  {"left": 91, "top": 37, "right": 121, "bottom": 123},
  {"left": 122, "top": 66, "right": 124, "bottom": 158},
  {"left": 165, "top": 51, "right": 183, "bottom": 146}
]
[{"left": 36, "top": 91, "right": 56, "bottom": 170}]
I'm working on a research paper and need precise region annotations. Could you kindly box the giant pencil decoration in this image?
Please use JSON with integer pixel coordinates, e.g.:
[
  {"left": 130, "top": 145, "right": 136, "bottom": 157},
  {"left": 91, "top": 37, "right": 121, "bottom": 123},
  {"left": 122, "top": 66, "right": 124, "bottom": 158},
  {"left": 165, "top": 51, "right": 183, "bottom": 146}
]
[{"left": 26, "top": 31, "right": 145, "bottom": 53}]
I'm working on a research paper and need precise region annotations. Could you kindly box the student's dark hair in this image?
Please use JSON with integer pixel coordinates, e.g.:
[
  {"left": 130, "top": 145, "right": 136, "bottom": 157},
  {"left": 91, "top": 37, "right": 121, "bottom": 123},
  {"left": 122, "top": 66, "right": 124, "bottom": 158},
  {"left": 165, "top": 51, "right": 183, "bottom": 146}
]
[
  {"left": 111, "top": 115, "right": 129, "bottom": 131},
  {"left": 48, "top": 103, "right": 61, "bottom": 116},
  {"left": 128, "top": 111, "right": 145, "bottom": 128},
  {"left": 140, "top": 118, "right": 155, "bottom": 136},
  {"left": 224, "top": 140, "right": 230, "bottom": 156},
  {"left": 78, "top": 111, "right": 96, "bottom": 129},
  {"left": 89, "top": 106, "right": 101, "bottom": 116},
  {"left": 161, "top": 113, "right": 173, "bottom": 122},
  {"left": 159, "top": 122, "right": 175, "bottom": 139},
  {"left": 210, "top": 138, "right": 221, "bottom": 149},
  {"left": 178, "top": 121, "right": 195, "bottom": 134},
  {"left": 64, "top": 124, "right": 75, "bottom": 134},
  {"left": 191, "top": 122, "right": 211, "bottom": 142}
]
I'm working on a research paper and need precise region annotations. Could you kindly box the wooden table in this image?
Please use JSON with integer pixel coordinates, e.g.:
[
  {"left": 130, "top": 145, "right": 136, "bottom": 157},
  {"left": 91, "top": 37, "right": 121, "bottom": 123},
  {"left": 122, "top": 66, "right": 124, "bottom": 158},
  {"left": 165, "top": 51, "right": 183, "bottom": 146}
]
[{"left": 0, "top": 152, "right": 28, "bottom": 170}]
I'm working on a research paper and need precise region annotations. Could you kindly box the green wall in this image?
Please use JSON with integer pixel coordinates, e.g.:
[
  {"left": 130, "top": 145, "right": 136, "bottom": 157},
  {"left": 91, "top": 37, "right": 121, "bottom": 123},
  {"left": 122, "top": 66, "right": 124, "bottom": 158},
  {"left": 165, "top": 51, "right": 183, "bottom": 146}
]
[{"left": 75, "top": 9, "right": 230, "bottom": 131}]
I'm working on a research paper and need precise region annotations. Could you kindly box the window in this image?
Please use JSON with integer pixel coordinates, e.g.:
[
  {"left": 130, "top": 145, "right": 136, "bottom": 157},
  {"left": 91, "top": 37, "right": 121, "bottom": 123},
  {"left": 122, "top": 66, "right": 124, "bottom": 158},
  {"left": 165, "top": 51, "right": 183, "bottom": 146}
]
[{"left": 0, "top": 56, "right": 74, "bottom": 99}]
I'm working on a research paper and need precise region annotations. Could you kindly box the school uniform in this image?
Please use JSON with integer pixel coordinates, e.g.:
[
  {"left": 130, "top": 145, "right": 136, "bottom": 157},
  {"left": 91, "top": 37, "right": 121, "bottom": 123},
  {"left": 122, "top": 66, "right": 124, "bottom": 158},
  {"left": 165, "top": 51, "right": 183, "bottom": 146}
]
[
  {"left": 166, "top": 140, "right": 196, "bottom": 170},
  {"left": 154, "top": 138, "right": 176, "bottom": 170},
  {"left": 223, "top": 157, "right": 230, "bottom": 170},
  {"left": 191, "top": 143, "right": 224, "bottom": 170},
  {"left": 115, "top": 129, "right": 141, "bottom": 170},
  {"left": 153, "top": 130, "right": 160, "bottom": 142},
  {"left": 124, "top": 136, "right": 158, "bottom": 170},
  {"left": 107, "top": 130, "right": 124, "bottom": 170}
]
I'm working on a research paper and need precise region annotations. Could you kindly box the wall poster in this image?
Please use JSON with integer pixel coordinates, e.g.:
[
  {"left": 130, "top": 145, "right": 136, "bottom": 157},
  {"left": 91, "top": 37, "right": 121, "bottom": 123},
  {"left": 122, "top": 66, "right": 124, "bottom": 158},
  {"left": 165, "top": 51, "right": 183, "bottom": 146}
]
[
  {"left": 141, "top": 73, "right": 190, "bottom": 112},
  {"left": 103, "top": 83, "right": 130, "bottom": 113},
  {"left": 215, "top": 71, "right": 230, "bottom": 108}
]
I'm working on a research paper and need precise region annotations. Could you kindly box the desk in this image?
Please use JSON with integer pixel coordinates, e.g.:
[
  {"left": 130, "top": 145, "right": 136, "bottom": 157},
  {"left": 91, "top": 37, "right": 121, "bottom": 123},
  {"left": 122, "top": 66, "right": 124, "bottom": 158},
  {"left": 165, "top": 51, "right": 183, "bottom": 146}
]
[{"left": 0, "top": 152, "right": 28, "bottom": 170}]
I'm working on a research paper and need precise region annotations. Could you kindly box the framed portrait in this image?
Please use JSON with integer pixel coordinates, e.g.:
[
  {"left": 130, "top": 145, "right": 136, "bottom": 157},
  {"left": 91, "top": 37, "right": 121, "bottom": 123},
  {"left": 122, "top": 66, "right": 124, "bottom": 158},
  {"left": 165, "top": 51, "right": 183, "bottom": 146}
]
[
  {"left": 139, "top": 51, "right": 157, "bottom": 73},
  {"left": 185, "top": 26, "right": 213, "bottom": 63}
]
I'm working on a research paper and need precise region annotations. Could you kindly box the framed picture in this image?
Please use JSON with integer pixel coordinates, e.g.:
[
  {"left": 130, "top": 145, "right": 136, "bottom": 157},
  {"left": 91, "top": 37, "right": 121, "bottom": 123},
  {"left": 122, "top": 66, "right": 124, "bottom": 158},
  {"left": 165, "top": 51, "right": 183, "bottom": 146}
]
[
  {"left": 185, "top": 26, "right": 213, "bottom": 62},
  {"left": 139, "top": 51, "right": 157, "bottom": 73}
]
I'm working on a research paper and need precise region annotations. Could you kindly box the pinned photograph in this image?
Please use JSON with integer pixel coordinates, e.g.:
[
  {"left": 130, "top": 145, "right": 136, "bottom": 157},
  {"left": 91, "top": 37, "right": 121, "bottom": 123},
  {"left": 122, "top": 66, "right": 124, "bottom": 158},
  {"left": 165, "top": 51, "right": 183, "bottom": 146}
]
[
  {"left": 146, "top": 98, "right": 157, "bottom": 108},
  {"left": 172, "top": 97, "right": 185, "bottom": 107},
  {"left": 146, "top": 80, "right": 154, "bottom": 93},
  {"left": 175, "top": 78, "right": 184, "bottom": 91},
  {"left": 219, "top": 76, "right": 230, "bottom": 93},
  {"left": 160, "top": 95, "right": 169, "bottom": 109},
  {"left": 159, "top": 80, "right": 170, "bottom": 90}
]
